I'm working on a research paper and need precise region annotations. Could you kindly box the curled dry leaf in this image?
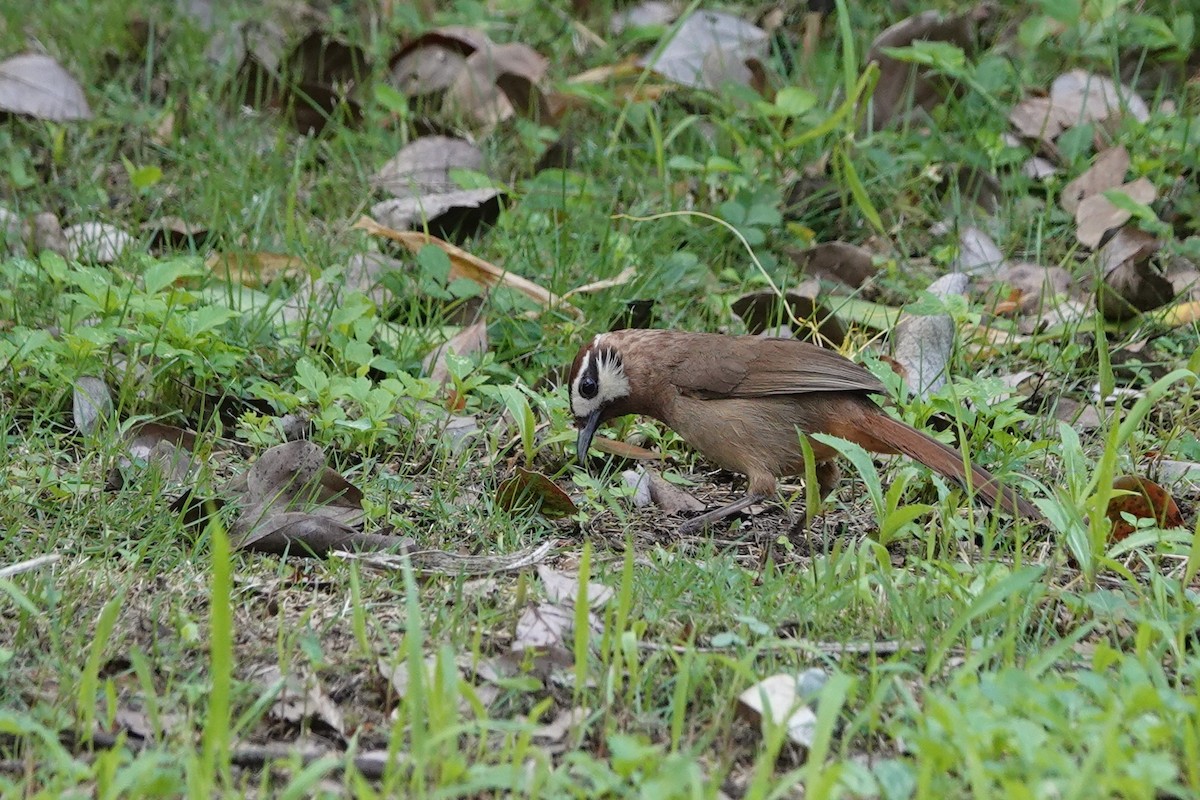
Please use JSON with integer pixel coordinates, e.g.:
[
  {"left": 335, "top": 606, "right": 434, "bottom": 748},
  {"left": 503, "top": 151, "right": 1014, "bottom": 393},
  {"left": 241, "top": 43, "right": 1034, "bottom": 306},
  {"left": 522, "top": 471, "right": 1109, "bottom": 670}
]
[
  {"left": 0, "top": 53, "right": 93, "bottom": 121},
  {"left": 372, "top": 136, "right": 486, "bottom": 199},
  {"left": 954, "top": 226, "right": 1004, "bottom": 275},
  {"left": 496, "top": 467, "right": 579, "bottom": 519},
  {"left": 1009, "top": 70, "right": 1148, "bottom": 146},
  {"left": 591, "top": 435, "right": 663, "bottom": 460},
  {"left": 73, "top": 376, "right": 113, "bottom": 435},
  {"left": 1096, "top": 226, "right": 1172, "bottom": 321},
  {"left": 205, "top": 252, "right": 307, "bottom": 287},
  {"left": 387, "top": 26, "right": 492, "bottom": 97},
  {"left": 251, "top": 665, "right": 345, "bottom": 738},
  {"left": 141, "top": 217, "right": 210, "bottom": 251},
  {"left": 1106, "top": 475, "right": 1184, "bottom": 542},
  {"left": 371, "top": 190, "right": 502, "bottom": 237},
  {"left": 536, "top": 564, "right": 614, "bottom": 608},
  {"left": 561, "top": 265, "right": 638, "bottom": 301},
  {"left": 63, "top": 223, "right": 134, "bottom": 264},
  {"left": 424, "top": 318, "right": 489, "bottom": 387},
  {"left": 610, "top": 1, "right": 678, "bottom": 35},
  {"left": 354, "top": 216, "right": 581, "bottom": 317},
  {"left": 891, "top": 273, "right": 967, "bottom": 399},
  {"left": 638, "top": 8, "right": 769, "bottom": 92},
  {"left": 624, "top": 466, "right": 705, "bottom": 513},
  {"left": 444, "top": 43, "right": 550, "bottom": 129},
  {"left": 866, "top": 9, "right": 978, "bottom": 132},
  {"left": 1061, "top": 146, "right": 1130, "bottom": 215},
  {"left": 732, "top": 282, "right": 847, "bottom": 347},
  {"left": 787, "top": 241, "right": 876, "bottom": 288},
  {"left": 985, "top": 262, "right": 1072, "bottom": 314},
  {"left": 1075, "top": 177, "right": 1156, "bottom": 249},
  {"left": 736, "top": 669, "right": 829, "bottom": 749}
]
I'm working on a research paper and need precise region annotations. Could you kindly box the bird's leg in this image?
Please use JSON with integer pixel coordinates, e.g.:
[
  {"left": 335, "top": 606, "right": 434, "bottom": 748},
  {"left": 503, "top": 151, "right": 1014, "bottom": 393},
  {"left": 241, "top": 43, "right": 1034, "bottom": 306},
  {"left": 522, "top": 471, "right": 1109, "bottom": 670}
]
[{"left": 678, "top": 492, "right": 767, "bottom": 535}]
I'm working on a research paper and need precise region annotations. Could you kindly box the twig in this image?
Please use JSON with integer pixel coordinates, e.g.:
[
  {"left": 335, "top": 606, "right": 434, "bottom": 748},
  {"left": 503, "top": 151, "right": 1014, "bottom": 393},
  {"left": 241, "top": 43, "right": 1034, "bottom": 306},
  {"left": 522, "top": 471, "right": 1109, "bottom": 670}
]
[
  {"left": 0, "top": 554, "right": 61, "bottom": 580},
  {"left": 638, "top": 638, "right": 923, "bottom": 656}
]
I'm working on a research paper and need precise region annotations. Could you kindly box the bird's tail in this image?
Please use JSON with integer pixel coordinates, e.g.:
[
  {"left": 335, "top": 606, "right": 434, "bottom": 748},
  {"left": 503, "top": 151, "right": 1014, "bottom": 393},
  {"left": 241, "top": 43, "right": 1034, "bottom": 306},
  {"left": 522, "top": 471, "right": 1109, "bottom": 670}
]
[{"left": 834, "top": 409, "right": 1041, "bottom": 520}]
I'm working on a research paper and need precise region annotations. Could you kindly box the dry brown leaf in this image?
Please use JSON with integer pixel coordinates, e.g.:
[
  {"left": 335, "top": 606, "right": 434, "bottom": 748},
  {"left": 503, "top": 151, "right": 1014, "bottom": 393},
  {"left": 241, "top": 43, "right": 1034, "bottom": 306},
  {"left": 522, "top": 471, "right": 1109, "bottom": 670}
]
[
  {"left": 1061, "top": 146, "right": 1130, "bottom": 214},
  {"left": 736, "top": 669, "right": 828, "bottom": 749},
  {"left": 645, "top": 468, "right": 705, "bottom": 514},
  {"left": 63, "top": 223, "right": 134, "bottom": 264},
  {"left": 1096, "top": 226, "right": 1171, "bottom": 321},
  {"left": 591, "top": 435, "right": 663, "bottom": 460},
  {"left": 891, "top": 273, "right": 967, "bottom": 399},
  {"left": 0, "top": 53, "right": 92, "bottom": 121},
  {"left": 866, "top": 9, "right": 977, "bottom": 132},
  {"left": 141, "top": 217, "right": 210, "bottom": 251},
  {"left": 513, "top": 602, "right": 573, "bottom": 651},
  {"left": 1106, "top": 475, "right": 1184, "bottom": 542},
  {"left": 370, "top": 190, "right": 502, "bottom": 237},
  {"left": 1008, "top": 95, "right": 1075, "bottom": 143},
  {"left": 638, "top": 8, "right": 768, "bottom": 91},
  {"left": 610, "top": 1, "right": 678, "bottom": 34},
  {"left": 73, "top": 376, "right": 112, "bottom": 435},
  {"left": 562, "top": 266, "right": 638, "bottom": 300},
  {"left": 354, "top": 216, "right": 581, "bottom": 317},
  {"left": 536, "top": 564, "right": 614, "bottom": 608},
  {"left": 1052, "top": 397, "right": 1102, "bottom": 431},
  {"left": 443, "top": 43, "right": 550, "bottom": 128},
  {"left": 206, "top": 252, "right": 308, "bottom": 287},
  {"left": 252, "top": 665, "right": 345, "bottom": 737},
  {"left": 387, "top": 26, "right": 492, "bottom": 97},
  {"left": 954, "top": 226, "right": 1004, "bottom": 275},
  {"left": 980, "top": 261, "right": 1071, "bottom": 314},
  {"left": 1075, "top": 177, "right": 1156, "bottom": 249},
  {"left": 496, "top": 467, "right": 579, "bottom": 519},
  {"left": 787, "top": 241, "right": 876, "bottom": 288},
  {"left": 732, "top": 282, "right": 846, "bottom": 347},
  {"left": 423, "top": 319, "right": 489, "bottom": 386},
  {"left": 1050, "top": 69, "right": 1149, "bottom": 126},
  {"left": 372, "top": 136, "right": 486, "bottom": 199}
]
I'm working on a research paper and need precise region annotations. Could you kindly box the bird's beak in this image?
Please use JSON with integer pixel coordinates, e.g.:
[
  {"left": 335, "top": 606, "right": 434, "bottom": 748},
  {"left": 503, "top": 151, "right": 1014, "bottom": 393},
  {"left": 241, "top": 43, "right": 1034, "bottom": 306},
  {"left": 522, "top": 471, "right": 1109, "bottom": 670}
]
[{"left": 576, "top": 410, "right": 601, "bottom": 471}]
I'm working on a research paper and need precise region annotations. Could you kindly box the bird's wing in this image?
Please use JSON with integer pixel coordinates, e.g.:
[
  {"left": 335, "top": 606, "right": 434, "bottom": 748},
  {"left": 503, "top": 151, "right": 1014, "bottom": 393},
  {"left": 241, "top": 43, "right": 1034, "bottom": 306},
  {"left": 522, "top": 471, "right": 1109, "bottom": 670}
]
[{"left": 673, "top": 337, "right": 886, "bottom": 398}]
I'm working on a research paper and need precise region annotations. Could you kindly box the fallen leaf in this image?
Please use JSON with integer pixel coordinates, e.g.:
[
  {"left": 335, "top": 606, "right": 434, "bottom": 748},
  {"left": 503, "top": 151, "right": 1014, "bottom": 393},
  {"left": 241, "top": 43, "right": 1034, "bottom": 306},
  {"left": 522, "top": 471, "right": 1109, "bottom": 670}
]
[
  {"left": 622, "top": 468, "right": 654, "bottom": 507},
  {"left": 786, "top": 241, "right": 876, "bottom": 288},
  {"left": 1050, "top": 69, "right": 1149, "bottom": 126},
  {"left": 370, "top": 189, "right": 502, "bottom": 238},
  {"left": 32, "top": 212, "right": 68, "bottom": 256},
  {"left": 1096, "top": 227, "right": 1171, "bottom": 321},
  {"left": 537, "top": 564, "right": 614, "bottom": 608},
  {"left": 736, "top": 669, "right": 828, "bottom": 749},
  {"left": 63, "top": 223, "right": 134, "bottom": 263},
  {"left": 73, "top": 376, "right": 112, "bottom": 435},
  {"left": 252, "top": 665, "right": 345, "bottom": 737},
  {"left": 866, "top": 9, "right": 978, "bottom": 131},
  {"left": 1106, "top": 475, "right": 1184, "bottom": 542},
  {"left": 531, "top": 706, "right": 589, "bottom": 745},
  {"left": 981, "top": 261, "right": 1072, "bottom": 314},
  {"left": 378, "top": 654, "right": 441, "bottom": 700},
  {"left": 372, "top": 136, "right": 487, "bottom": 199},
  {"left": 954, "top": 226, "right": 1004, "bottom": 275},
  {"left": 732, "top": 282, "right": 846, "bottom": 347},
  {"left": 0, "top": 53, "right": 92, "bottom": 121},
  {"left": 891, "top": 273, "right": 966, "bottom": 399},
  {"left": 610, "top": 1, "right": 678, "bottom": 35},
  {"left": 645, "top": 467, "right": 705, "bottom": 514},
  {"left": 1075, "top": 178, "right": 1156, "bottom": 249},
  {"left": 1008, "top": 95, "right": 1076, "bottom": 143},
  {"left": 354, "top": 216, "right": 581, "bottom": 317},
  {"left": 141, "top": 217, "right": 210, "bottom": 251},
  {"left": 593, "top": 436, "right": 662, "bottom": 460},
  {"left": 387, "top": 27, "right": 492, "bottom": 98},
  {"left": 638, "top": 8, "right": 769, "bottom": 92},
  {"left": 513, "top": 602, "right": 574, "bottom": 651},
  {"left": 1052, "top": 397, "right": 1102, "bottom": 431},
  {"left": 205, "top": 252, "right": 308, "bottom": 287},
  {"left": 285, "top": 30, "right": 367, "bottom": 87},
  {"left": 423, "top": 319, "right": 489, "bottom": 387},
  {"left": 444, "top": 43, "right": 550, "bottom": 128},
  {"left": 496, "top": 467, "right": 579, "bottom": 519},
  {"left": 562, "top": 265, "right": 638, "bottom": 300},
  {"left": 1061, "top": 146, "right": 1130, "bottom": 214}
]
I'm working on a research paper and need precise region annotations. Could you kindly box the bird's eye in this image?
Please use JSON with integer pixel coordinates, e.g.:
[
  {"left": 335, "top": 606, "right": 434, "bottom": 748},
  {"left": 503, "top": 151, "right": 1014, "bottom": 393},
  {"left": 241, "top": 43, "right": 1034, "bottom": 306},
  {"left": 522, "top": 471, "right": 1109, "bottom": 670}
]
[{"left": 578, "top": 376, "right": 598, "bottom": 399}]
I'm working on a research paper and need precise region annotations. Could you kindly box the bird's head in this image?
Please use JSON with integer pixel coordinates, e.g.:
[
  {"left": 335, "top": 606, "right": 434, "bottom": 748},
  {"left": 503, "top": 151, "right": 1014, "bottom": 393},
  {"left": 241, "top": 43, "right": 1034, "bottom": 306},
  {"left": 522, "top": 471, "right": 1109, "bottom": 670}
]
[{"left": 567, "top": 334, "right": 630, "bottom": 467}]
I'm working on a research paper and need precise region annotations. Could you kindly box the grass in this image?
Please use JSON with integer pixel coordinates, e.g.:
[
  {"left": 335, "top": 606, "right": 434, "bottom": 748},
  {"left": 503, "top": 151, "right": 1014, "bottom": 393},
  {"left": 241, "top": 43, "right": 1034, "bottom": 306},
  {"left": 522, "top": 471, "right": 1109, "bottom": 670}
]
[{"left": 2, "top": 0, "right": 1200, "bottom": 797}]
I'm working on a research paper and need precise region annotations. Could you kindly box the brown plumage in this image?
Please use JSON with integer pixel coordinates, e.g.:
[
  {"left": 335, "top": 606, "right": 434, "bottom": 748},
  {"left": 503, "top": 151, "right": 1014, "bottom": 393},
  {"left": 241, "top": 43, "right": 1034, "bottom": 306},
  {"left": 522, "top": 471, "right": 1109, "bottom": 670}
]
[{"left": 567, "top": 329, "right": 1040, "bottom": 532}]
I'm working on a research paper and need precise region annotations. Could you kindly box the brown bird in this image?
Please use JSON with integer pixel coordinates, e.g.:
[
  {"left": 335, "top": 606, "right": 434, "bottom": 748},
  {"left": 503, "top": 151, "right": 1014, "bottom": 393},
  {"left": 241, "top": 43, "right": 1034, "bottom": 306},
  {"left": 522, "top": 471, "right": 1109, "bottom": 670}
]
[{"left": 568, "top": 329, "right": 1040, "bottom": 533}]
